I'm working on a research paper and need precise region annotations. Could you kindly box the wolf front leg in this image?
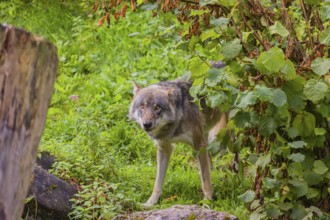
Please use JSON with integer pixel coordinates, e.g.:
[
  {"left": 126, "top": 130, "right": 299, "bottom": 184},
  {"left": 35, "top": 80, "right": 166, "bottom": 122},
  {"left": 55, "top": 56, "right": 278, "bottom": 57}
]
[{"left": 144, "top": 141, "right": 173, "bottom": 207}]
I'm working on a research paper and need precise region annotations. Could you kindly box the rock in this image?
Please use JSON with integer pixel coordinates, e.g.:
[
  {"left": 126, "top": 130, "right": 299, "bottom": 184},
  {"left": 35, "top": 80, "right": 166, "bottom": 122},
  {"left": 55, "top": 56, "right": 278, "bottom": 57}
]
[
  {"left": 36, "top": 151, "right": 56, "bottom": 170},
  {"left": 113, "top": 205, "right": 237, "bottom": 220},
  {"left": 23, "top": 166, "right": 78, "bottom": 220}
]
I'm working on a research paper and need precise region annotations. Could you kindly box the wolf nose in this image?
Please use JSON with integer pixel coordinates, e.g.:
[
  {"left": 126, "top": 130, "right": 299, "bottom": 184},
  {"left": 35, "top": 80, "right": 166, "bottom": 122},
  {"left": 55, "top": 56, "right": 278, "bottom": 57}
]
[{"left": 143, "top": 122, "right": 153, "bottom": 130}]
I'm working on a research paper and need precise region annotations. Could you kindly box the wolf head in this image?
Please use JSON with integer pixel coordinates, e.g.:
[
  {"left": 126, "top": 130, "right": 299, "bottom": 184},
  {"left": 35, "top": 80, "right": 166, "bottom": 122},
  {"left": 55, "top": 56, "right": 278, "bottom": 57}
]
[{"left": 129, "top": 82, "right": 183, "bottom": 139}]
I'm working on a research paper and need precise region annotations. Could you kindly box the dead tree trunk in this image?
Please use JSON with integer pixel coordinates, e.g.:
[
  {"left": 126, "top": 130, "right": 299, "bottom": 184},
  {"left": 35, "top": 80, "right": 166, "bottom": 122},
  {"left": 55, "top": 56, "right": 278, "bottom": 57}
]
[{"left": 0, "top": 25, "right": 58, "bottom": 220}]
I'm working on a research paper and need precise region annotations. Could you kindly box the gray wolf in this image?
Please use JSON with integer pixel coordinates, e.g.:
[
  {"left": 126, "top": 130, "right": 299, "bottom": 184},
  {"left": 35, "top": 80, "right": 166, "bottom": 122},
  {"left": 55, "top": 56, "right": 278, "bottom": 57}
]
[{"left": 129, "top": 78, "right": 227, "bottom": 206}]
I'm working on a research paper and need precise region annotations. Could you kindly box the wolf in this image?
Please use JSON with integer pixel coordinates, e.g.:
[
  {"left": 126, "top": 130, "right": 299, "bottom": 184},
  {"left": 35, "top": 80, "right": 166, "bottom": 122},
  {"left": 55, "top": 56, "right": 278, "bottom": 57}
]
[{"left": 129, "top": 78, "right": 227, "bottom": 206}]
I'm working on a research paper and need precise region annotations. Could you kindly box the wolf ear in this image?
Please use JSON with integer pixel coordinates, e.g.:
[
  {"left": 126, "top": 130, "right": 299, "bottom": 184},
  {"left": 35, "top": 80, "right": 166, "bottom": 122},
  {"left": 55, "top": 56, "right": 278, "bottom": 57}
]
[{"left": 133, "top": 81, "right": 140, "bottom": 95}]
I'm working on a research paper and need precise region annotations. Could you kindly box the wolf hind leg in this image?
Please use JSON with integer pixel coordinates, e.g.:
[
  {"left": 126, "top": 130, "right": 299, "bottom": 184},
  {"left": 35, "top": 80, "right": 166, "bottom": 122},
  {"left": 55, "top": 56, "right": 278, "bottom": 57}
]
[
  {"left": 197, "top": 148, "right": 213, "bottom": 200},
  {"left": 207, "top": 112, "right": 227, "bottom": 143},
  {"left": 193, "top": 130, "right": 213, "bottom": 201},
  {"left": 144, "top": 142, "right": 173, "bottom": 207}
]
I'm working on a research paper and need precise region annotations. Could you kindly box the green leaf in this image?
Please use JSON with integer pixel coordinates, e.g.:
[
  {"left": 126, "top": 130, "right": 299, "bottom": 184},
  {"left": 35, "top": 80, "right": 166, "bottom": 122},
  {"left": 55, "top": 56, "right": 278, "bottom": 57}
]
[
  {"left": 307, "top": 188, "right": 320, "bottom": 199},
  {"left": 210, "top": 17, "right": 229, "bottom": 27},
  {"left": 233, "top": 111, "right": 251, "bottom": 128},
  {"left": 281, "top": 60, "right": 296, "bottom": 80},
  {"left": 288, "top": 141, "right": 307, "bottom": 149},
  {"left": 266, "top": 205, "right": 282, "bottom": 218},
  {"left": 320, "top": 29, "right": 330, "bottom": 46},
  {"left": 206, "top": 91, "right": 227, "bottom": 108},
  {"left": 258, "top": 116, "right": 277, "bottom": 136},
  {"left": 255, "top": 47, "right": 285, "bottom": 74},
  {"left": 254, "top": 85, "right": 273, "bottom": 102},
  {"left": 221, "top": 38, "right": 242, "bottom": 59},
  {"left": 287, "top": 127, "right": 299, "bottom": 138},
  {"left": 271, "top": 88, "right": 287, "bottom": 107},
  {"left": 264, "top": 177, "right": 278, "bottom": 189},
  {"left": 269, "top": 21, "right": 289, "bottom": 37},
  {"left": 279, "top": 202, "right": 293, "bottom": 211},
  {"left": 189, "top": 57, "right": 210, "bottom": 78},
  {"left": 288, "top": 162, "right": 303, "bottom": 177},
  {"left": 205, "top": 68, "right": 225, "bottom": 87},
  {"left": 320, "top": 5, "right": 330, "bottom": 21},
  {"left": 236, "top": 91, "right": 257, "bottom": 109},
  {"left": 317, "top": 103, "right": 330, "bottom": 118},
  {"left": 238, "top": 190, "right": 255, "bottom": 203},
  {"left": 249, "top": 213, "right": 267, "bottom": 220},
  {"left": 304, "top": 170, "right": 323, "bottom": 185},
  {"left": 288, "top": 153, "right": 305, "bottom": 162},
  {"left": 303, "top": 79, "right": 328, "bottom": 103},
  {"left": 292, "top": 112, "right": 316, "bottom": 137},
  {"left": 313, "top": 160, "right": 328, "bottom": 175},
  {"left": 289, "top": 179, "right": 308, "bottom": 197},
  {"left": 189, "top": 9, "right": 208, "bottom": 16},
  {"left": 256, "top": 154, "right": 271, "bottom": 169},
  {"left": 314, "top": 128, "right": 326, "bottom": 136},
  {"left": 189, "top": 35, "right": 200, "bottom": 50},
  {"left": 200, "top": 29, "right": 219, "bottom": 42},
  {"left": 311, "top": 58, "right": 330, "bottom": 76},
  {"left": 290, "top": 205, "right": 306, "bottom": 220}
]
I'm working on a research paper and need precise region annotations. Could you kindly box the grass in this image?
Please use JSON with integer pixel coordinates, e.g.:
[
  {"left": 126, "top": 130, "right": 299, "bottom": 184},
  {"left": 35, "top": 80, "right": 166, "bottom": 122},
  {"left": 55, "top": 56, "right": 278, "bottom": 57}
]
[{"left": 0, "top": 0, "right": 249, "bottom": 219}]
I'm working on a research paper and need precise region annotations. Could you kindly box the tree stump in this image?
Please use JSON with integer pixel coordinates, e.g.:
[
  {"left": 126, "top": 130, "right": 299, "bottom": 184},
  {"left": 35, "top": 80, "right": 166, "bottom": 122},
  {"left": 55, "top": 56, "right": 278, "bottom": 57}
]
[{"left": 0, "top": 25, "right": 58, "bottom": 220}]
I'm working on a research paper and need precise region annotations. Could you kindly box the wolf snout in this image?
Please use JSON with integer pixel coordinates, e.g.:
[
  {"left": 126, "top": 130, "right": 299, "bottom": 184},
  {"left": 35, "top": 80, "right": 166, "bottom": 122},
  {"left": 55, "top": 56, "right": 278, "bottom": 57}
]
[{"left": 143, "top": 122, "right": 153, "bottom": 131}]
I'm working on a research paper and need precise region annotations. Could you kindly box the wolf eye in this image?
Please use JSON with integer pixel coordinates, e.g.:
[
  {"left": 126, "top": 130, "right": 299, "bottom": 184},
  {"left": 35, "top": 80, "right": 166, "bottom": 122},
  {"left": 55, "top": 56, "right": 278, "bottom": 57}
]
[{"left": 154, "top": 105, "right": 161, "bottom": 111}]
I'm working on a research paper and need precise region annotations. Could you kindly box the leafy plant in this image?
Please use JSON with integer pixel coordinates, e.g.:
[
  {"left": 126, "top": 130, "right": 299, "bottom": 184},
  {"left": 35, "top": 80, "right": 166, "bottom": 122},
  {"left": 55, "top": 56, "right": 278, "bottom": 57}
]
[{"left": 92, "top": 0, "right": 330, "bottom": 218}]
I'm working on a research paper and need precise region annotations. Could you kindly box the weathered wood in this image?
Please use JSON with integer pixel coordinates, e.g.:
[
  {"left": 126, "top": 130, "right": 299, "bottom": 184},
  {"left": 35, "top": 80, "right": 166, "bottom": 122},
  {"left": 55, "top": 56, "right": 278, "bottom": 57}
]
[{"left": 0, "top": 25, "right": 58, "bottom": 220}]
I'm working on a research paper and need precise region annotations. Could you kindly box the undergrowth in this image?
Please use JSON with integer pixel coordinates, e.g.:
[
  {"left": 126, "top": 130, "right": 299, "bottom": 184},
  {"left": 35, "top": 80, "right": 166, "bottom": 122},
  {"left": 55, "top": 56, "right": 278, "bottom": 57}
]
[{"left": 0, "top": 0, "right": 248, "bottom": 219}]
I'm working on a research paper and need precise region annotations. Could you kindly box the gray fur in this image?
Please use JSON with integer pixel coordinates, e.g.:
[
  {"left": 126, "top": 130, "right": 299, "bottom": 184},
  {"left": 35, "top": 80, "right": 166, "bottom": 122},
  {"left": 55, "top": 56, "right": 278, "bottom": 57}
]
[{"left": 129, "top": 79, "right": 227, "bottom": 206}]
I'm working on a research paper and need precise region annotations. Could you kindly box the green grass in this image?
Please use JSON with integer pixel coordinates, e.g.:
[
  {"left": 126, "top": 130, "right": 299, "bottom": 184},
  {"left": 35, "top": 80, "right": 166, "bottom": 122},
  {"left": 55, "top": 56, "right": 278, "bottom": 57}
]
[{"left": 0, "top": 0, "right": 249, "bottom": 219}]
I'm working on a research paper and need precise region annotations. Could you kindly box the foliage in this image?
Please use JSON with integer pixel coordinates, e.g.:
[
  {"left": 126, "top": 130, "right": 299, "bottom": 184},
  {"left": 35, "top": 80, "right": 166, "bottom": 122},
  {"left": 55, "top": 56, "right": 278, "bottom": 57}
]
[
  {"left": 0, "top": 0, "right": 248, "bottom": 219},
  {"left": 95, "top": 0, "right": 330, "bottom": 218}
]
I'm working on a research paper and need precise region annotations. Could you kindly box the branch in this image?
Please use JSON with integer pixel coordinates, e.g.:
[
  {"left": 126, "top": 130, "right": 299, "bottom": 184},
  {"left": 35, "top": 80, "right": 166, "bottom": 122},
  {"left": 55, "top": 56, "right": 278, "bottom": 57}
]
[{"left": 240, "top": 11, "right": 270, "bottom": 51}]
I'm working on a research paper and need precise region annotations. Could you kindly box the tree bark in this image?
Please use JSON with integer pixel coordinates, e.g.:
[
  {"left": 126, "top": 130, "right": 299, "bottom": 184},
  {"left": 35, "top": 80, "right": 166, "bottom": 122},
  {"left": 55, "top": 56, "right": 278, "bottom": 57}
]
[{"left": 0, "top": 25, "right": 58, "bottom": 220}]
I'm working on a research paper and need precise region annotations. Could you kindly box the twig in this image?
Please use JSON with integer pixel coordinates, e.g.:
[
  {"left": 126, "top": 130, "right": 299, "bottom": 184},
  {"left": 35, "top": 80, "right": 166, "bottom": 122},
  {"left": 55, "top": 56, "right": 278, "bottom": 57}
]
[
  {"left": 300, "top": 0, "right": 313, "bottom": 48},
  {"left": 240, "top": 11, "right": 270, "bottom": 51}
]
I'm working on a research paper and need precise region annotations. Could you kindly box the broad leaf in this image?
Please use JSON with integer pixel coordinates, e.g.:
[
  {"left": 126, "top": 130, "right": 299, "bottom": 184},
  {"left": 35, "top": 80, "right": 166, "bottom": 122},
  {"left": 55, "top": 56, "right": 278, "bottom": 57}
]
[
  {"left": 221, "top": 38, "right": 242, "bottom": 59},
  {"left": 307, "top": 188, "right": 320, "bottom": 199},
  {"left": 311, "top": 58, "right": 330, "bottom": 76},
  {"left": 320, "top": 5, "right": 330, "bottom": 21},
  {"left": 269, "top": 21, "right": 289, "bottom": 37},
  {"left": 189, "top": 57, "right": 210, "bottom": 78},
  {"left": 288, "top": 153, "right": 305, "bottom": 162},
  {"left": 314, "top": 128, "right": 326, "bottom": 136},
  {"left": 304, "top": 170, "right": 323, "bottom": 185},
  {"left": 254, "top": 85, "right": 273, "bottom": 102},
  {"left": 256, "top": 154, "right": 271, "bottom": 169},
  {"left": 236, "top": 91, "right": 257, "bottom": 109},
  {"left": 238, "top": 190, "right": 255, "bottom": 203},
  {"left": 255, "top": 47, "right": 285, "bottom": 74},
  {"left": 206, "top": 91, "right": 228, "bottom": 109},
  {"left": 288, "top": 141, "right": 307, "bottom": 149},
  {"left": 320, "top": 30, "right": 330, "bottom": 46},
  {"left": 289, "top": 179, "right": 308, "bottom": 197},
  {"left": 200, "top": 29, "right": 219, "bottom": 42},
  {"left": 313, "top": 160, "right": 328, "bottom": 175},
  {"left": 258, "top": 116, "right": 277, "bottom": 136},
  {"left": 303, "top": 79, "right": 328, "bottom": 103},
  {"left": 210, "top": 17, "right": 229, "bottom": 27},
  {"left": 281, "top": 60, "right": 296, "bottom": 80},
  {"left": 292, "top": 112, "right": 316, "bottom": 137},
  {"left": 271, "top": 88, "right": 287, "bottom": 107}
]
